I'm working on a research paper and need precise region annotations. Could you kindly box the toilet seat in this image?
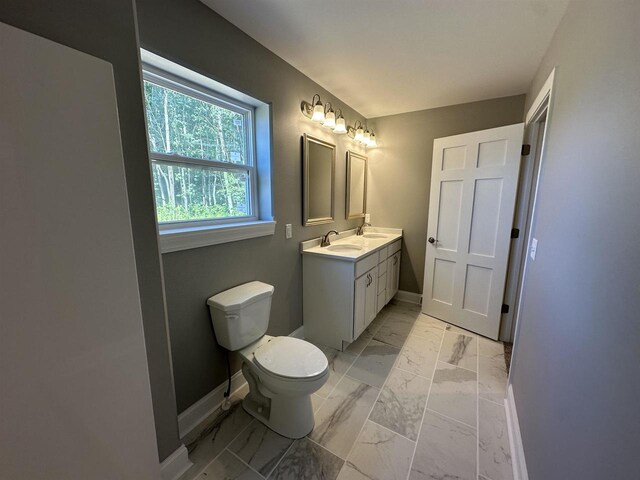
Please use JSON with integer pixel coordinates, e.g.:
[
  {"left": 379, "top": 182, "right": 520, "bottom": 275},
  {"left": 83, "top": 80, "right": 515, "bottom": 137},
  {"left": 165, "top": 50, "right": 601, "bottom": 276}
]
[{"left": 253, "top": 336, "right": 328, "bottom": 380}]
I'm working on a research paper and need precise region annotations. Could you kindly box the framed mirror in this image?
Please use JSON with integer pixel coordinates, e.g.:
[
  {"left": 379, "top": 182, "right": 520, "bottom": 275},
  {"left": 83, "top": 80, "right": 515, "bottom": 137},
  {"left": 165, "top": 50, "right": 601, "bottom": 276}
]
[
  {"left": 346, "top": 151, "right": 367, "bottom": 219},
  {"left": 303, "top": 134, "right": 335, "bottom": 226}
]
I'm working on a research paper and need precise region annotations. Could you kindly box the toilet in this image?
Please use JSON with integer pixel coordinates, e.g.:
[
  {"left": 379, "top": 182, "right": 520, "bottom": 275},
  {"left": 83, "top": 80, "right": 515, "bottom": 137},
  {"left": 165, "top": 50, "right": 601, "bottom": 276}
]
[{"left": 207, "top": 281, "right": 329, "bottom": 438}]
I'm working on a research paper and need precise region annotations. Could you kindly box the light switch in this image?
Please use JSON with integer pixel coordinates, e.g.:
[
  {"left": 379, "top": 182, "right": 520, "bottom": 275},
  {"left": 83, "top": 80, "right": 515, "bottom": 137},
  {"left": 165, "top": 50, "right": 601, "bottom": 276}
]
[
  {"left": 530, "top": 238, "right": 538, "bottom": 261},
  {"left": 285, "top": 224, "right": 292, "bottom": 239}
]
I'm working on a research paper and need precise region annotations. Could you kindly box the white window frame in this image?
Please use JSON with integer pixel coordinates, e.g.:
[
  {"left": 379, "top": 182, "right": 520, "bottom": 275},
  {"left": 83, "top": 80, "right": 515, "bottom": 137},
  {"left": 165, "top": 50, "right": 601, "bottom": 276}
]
[{"left": 141, "top": 50, "right": 275, "bottom": 253}]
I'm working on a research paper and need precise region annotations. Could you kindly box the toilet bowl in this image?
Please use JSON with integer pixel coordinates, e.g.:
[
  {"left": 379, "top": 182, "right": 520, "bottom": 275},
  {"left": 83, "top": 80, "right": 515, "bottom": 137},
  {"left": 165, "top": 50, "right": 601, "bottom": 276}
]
[
  {"left": 207, "top": 281, "right": 329, "bottom": 438},
  {"left": 238, "top": 335, "right": 328, "bottom": 438}
]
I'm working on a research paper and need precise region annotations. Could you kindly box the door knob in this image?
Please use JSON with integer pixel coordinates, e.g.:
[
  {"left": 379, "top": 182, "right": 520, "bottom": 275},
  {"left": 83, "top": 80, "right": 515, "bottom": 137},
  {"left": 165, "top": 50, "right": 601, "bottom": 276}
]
[{"left": 428, "top": 237, "right": 436, "bottom": 244}]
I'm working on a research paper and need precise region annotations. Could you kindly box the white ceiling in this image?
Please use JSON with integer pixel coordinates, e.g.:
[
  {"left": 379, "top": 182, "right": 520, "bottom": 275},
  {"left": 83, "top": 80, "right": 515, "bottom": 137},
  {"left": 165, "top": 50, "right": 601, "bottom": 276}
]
[{"left": 200, "top": 0, "right": 568, "bottom": 118}]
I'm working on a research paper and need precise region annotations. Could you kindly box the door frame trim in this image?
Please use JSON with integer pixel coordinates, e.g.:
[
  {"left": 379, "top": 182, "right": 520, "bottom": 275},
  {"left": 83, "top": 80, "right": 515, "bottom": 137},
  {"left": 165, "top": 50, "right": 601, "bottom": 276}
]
[
  {"left": 500, "top": 69, "right": 557, "bottom": 342},
  {"left": 525, "top": 68, "right": 555, "bottom": 124},
  {"left": 506, "top": 67, "right": 557, "bottom": 366}
]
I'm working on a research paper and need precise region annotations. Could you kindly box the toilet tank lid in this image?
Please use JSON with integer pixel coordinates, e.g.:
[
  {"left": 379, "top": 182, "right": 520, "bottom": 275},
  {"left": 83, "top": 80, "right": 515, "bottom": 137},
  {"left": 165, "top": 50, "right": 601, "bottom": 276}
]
[{"left": 207, "top": 281, "right": 274, "bottom": 312}]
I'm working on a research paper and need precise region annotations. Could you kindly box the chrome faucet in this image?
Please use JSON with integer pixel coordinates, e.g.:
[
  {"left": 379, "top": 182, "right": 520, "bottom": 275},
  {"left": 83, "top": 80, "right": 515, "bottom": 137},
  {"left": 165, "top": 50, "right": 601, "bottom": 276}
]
[
  {"left": 356, "top": 222, "right": 372, "bottom": 236},
  {"left": 320, "top": 230, "right": 339, "bottom": 247}
]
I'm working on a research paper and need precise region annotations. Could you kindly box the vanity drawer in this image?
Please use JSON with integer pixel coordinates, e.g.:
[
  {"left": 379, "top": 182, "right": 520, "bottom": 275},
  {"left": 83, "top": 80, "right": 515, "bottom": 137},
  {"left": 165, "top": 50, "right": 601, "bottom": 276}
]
[
  {"left": 378, "top": 259, "right": 387, "bottom": 277},
  {"left": 389, "top": 240, "right": 401, "bottom": 255},
  {"left": 355, "top": 253, "right": 378, "bottom": 278},
  {"left": 378, "top": 246, "right": 388, "bottom": 264},
  {"left": 378, "top": 273, "right": 386, "bottom": 294}
]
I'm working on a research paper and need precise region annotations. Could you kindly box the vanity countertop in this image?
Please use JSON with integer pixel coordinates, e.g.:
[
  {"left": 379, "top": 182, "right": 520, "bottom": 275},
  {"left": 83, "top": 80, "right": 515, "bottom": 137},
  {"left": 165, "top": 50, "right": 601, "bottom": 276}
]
[{"left": 300, "top": 227, "right": 402, "bottom": 262}]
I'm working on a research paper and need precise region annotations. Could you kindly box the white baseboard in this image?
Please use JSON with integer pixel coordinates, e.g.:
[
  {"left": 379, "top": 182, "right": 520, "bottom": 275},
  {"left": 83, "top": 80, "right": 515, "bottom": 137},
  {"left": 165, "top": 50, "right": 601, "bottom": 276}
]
[
  {"left": 394, "top": 290, "right": 422, "bottom": 305},
  {"left": 505, "top": 384, "right": 529, "bottom": 480},
  {"left": 177, "top": 326, "right": 305, "bottom": 439},
  {"left": 160, "top": 444, "right": 192, "bottom": 480},
  {"left": 177, "top": 369, "right": 246, "bottom": 439}
]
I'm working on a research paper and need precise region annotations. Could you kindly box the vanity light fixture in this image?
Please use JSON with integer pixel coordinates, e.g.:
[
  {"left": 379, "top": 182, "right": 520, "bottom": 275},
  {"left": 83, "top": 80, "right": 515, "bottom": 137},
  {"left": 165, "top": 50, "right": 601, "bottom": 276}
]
[
  {"left": 346, "top": 122, "right": 377, "bottom": 148},
  {"left": 311, "top": 96, "right": 325, "bottom": 122},
  {"left": 333, "top": 109, "right": 347, "bottom": 134},
  {"left": 300, "top": 96, "right": 378, "bottom": 145},
  {"left": 301, "top": 94, "right": 326, "bottom": 122},
  {"left": 323, "top": 102, "right": 336, "bottom": 129},
  {"left": 354, "top": 121, "right": 365, "bottom": 142},
  {"left": 363, "top": 129, "right": 371, "bottom": 146}
]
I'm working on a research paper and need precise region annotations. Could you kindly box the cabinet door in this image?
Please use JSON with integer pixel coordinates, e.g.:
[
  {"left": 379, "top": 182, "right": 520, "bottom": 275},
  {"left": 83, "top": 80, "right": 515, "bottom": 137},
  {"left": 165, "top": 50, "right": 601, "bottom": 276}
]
[
  {"left": 355, "top": 267, "right": 379, "bottom": 337},
  {"left": 365, "top": 270, "right": 378, "bottom": 326},
  {"left": 386, "top": 252, "right": 401, "bottom": 303},
  {"left": 390, "top": 252, "right": 401, "bottom": 299},
  {"left": 354, "top": 272, "right": 368, "bottom": 338},
  {"left": 386, "top": 256, "right": 394, "bottom": 303},
  {"left": 377, "top": 290, "right": 386, "bottom": 314}
]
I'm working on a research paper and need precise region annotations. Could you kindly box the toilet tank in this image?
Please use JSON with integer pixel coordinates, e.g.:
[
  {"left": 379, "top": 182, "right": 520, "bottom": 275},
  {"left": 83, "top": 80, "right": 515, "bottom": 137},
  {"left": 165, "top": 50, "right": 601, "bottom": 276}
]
[{"left": 207, "top": 281, "right": 274, "bottom": 351}]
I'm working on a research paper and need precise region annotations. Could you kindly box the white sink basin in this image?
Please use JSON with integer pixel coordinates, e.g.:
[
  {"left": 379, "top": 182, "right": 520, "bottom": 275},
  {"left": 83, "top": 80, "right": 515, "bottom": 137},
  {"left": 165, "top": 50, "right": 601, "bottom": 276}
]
[
  {"left": 327, "top": 244, "right": 363, "bottom": 252},
  {"left": 362, "top": 233, "right": 389, "bottom": 239}
]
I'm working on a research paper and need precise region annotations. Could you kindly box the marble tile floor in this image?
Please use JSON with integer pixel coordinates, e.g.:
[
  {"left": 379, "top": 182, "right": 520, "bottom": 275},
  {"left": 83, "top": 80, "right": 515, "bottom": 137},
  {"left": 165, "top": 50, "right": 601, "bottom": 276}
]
[{"left": 179, "top": 301, "right": 512, "bottom": 480}]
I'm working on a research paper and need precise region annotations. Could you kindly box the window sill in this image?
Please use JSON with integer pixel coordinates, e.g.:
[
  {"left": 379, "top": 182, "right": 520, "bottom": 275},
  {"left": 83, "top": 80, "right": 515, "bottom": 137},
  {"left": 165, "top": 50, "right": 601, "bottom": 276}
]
[{"left": 159, "top": 220, "right": 276, "bottom": 254}]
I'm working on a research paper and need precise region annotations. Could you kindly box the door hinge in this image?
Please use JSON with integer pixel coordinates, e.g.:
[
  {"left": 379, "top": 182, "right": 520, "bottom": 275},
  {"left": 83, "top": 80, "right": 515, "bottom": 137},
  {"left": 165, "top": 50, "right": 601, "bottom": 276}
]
[
  {"left": 521, "top": 144, "right": 531, "bottom": 156},
  {"left": 501, "top": 304, "right": 510, "bottom": 314},
  {"left": 511, "top": 228, "right": 520, "bottom": 239}
]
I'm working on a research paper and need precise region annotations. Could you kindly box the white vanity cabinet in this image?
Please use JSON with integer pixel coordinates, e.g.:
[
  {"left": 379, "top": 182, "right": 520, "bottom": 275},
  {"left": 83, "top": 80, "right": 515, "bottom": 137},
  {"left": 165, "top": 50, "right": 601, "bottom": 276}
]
[
  {"left": 302, "top": 231, "right": 402, "bottom": 350},
  {"left": 386, "top": 241, "right": 402, "bottom": 303},
  {"left": 354, "top": 263, "right": 378, "bottom": 339},
  {"left": 376, "top": 248, "right": 388, "bottom": 314}
]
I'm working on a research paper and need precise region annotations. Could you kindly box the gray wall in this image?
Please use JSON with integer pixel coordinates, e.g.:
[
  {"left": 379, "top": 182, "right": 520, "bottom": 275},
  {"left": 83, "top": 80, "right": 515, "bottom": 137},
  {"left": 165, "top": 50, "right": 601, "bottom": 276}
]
[
  {"left": 510, "top": 1, "right": 640, "bottom": 479},
  {"left": 135, "top": 0, "right": 369, "bottom": 413},
  {"left": 367, "top": 96, "right": 525, "bottom": 294},
  {"left": 0, "top": 0, "right": 181, "bottom": 461}
]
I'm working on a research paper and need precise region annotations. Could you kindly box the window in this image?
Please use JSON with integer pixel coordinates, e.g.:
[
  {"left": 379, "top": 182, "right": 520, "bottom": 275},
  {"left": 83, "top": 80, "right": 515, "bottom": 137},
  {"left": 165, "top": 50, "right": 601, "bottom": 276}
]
[
  {"left": 144, "top": 72, "right": 256, "bottom": 225},
  {"left": 141, "top": 51, "right": 274, "bottom": 253}
]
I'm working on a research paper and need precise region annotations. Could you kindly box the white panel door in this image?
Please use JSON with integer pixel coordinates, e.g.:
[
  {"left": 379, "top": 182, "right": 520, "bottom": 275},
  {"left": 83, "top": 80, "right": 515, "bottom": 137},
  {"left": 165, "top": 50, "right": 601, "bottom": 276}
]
[
  {"left": 0, "top": 23, "right": 160, "bottom": 478},
  {"left": 422, "top": 124, "right": 524, "bottom": 339}
]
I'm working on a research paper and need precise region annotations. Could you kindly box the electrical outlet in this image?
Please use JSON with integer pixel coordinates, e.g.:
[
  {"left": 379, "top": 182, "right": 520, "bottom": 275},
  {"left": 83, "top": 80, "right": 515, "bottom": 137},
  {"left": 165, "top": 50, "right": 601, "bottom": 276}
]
[
  {"left": 364, "top": 213, "right": 371, "bottom": 223},
  {"left": 530, "top": 238, "right": 538, "bottom": 261},
  {"left": 285, "top": 224, "right": 292, "bottom": 239}
]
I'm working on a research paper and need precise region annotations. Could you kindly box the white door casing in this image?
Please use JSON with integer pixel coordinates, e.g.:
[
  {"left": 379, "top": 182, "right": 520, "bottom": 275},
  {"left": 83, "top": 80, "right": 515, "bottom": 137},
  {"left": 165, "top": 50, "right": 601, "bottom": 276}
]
[{"left": 422, "top": 124, "right": 524, "bottom": 339}]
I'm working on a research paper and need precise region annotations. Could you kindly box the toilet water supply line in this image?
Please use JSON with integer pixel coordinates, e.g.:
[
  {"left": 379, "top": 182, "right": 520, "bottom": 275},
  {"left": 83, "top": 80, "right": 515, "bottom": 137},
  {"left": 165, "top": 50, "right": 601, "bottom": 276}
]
[{"left": 222, "top": 349, "right": 232, "bottom": 410}]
